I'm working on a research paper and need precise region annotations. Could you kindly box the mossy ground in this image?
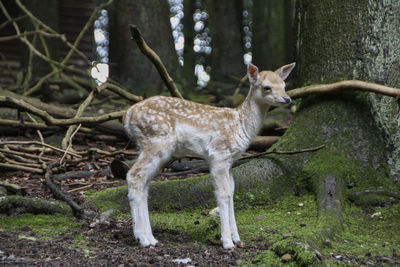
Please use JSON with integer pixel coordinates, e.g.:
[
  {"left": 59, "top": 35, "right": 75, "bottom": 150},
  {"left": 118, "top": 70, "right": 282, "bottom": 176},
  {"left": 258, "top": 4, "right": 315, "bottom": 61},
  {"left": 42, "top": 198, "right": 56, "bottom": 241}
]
[
  {"left": 90, "top": 192, "right": 399, "bottom": 265},
  {"left": 0, "top": 213, "right": 81, "bottom": 241},
  {"left": 1, "top": 194, "right": 399, "bottom": 265}
]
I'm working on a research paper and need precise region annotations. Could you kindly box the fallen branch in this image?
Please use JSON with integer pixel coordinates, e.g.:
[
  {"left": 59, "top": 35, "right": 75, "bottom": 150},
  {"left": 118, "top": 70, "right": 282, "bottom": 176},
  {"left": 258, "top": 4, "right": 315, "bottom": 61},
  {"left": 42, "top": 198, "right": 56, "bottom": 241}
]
[
  {"left": 0, "top": 195, "right": 71, "bottom": 215},
  {"left": 0, "top": 118, "right": 60, "bottom": 131},
  {"left": 52, "top": 170, "right": 94, "bottom": 181},
  {"left": 0, "top": 95, "right": 125, "bottom": 127},
  {"left": 0, "top": 162, "right": 43, "bottom": 173},
  {"left": 44, "top": 162, "right": 84, "bottom": 218},
  {"left": 0, "top": 141, "right": 81, "bottom": 158},
  {"left": 129, "top": 24, "right": 183, "bottom": 99}
]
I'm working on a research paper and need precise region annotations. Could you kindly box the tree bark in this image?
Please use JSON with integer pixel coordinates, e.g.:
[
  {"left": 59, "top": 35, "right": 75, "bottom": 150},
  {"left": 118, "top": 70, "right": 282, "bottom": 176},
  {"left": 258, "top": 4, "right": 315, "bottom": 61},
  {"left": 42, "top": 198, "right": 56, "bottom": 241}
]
[
  {"left": 252, "top": 0, "right": 285, "bottom": 70},
  {"left": 295, "top": 0, "right": 400, "bottom": 179},
  {"left": 183, "top": 0, "right": 196, "bottom": 86},
  {"left": 109, "top": 0, "right": 183, "bottom": 96},
  {"left": 205, "top": 0, "right": 244, "bottom": 84}
]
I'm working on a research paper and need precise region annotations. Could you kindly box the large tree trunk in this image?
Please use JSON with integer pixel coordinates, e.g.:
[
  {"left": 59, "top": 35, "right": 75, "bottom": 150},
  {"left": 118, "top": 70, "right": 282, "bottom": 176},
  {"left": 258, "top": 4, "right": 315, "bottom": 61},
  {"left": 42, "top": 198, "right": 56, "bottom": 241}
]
[
  {"left": 295, "top": 0, "right": 400, "bottom": 179},
  {"left": 252, "top": 0, "right": 296, "bottom": 71},
  {"left": 252, "top": 0, "right": 285, "bottom": 70},
  {"left": 109, "top": 0, "right": 183, "bottom": 96},
  {"left": 205, "top": 0, "right": 244, "bottom": 84},
  {"left": 182, "top": 0, "right": 196, "bottom": 87}
]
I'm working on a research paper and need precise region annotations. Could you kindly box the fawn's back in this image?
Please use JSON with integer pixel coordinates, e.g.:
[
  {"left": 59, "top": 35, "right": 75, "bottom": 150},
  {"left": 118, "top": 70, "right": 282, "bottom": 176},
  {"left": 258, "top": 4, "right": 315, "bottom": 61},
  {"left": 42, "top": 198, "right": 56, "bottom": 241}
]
[{"left": 123, "top": 96, "right": 244, "bottom": 159}]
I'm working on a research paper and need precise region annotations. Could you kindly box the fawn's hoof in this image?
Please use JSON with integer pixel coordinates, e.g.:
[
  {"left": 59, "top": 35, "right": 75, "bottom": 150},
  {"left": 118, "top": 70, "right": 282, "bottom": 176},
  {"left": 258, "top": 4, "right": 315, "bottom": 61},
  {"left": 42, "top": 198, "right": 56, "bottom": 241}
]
[
  {"left": 136, "top": 234, "right": 159, "bottom": 247},
  {"left": 222, "top": 240, "right": 235, "bottom": 250}
]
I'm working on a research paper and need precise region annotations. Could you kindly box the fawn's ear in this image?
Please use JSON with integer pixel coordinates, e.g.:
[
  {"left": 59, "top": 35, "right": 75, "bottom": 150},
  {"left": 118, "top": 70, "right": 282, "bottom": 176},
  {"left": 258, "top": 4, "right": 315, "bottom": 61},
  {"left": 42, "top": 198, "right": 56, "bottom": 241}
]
[
  {"left": 275, "top": 62, "right": 296, "bottom": 81},
  {"left": 248, "top": 63, "right": 259, "bottom": 84}
]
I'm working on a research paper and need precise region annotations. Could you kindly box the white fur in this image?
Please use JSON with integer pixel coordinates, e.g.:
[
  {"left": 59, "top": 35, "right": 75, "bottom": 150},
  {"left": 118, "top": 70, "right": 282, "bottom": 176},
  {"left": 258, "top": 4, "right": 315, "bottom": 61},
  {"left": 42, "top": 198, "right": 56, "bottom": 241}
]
[{"left": 124, "top": 62, "right": 295, "bottom": 249}]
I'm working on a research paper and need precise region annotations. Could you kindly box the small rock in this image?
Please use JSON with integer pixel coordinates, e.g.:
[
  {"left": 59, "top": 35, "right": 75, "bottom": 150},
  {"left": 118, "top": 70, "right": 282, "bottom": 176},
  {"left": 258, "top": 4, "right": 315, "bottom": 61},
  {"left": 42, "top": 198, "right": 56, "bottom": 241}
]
[
  {"left": 334, "top": 255, "right": 342, "bottom": 259},
  {"left": 393, "top": 251, "right": 400, "bottom": 258},
  {"left": 281, "top": 253, "right": 291, "bottom": 262},
  {"left": 381, "top": 256, "right": 394, "bottom": 264},
  {"left": 209, "top": 207, "right": 219, "bottom": 217},
  {"left": 298, "top": 203, "right": 304, "bottom": 207},
  {"left": 201, "top": 210, "right": 208, "bottom": 216},
  {"left": 89, "top": 220, "right": 99, "bottom": 228},
  {"left": 282, "top": 233, "right": 292, "bottom": 239},
  {"left": 18, "top": 235, "right": 36, "bottom": 241},
  {"left": 99, "top": 209, "right": 114, "bottom": 223},
  {"left": 255, "top": 215, "right": 266, "bottom": 220},
  {"left": 371, "top": 211, "right": 381, "bottom": 218},
  {"left": 172, "top": 258, "right": 192, "bottom": 264}
]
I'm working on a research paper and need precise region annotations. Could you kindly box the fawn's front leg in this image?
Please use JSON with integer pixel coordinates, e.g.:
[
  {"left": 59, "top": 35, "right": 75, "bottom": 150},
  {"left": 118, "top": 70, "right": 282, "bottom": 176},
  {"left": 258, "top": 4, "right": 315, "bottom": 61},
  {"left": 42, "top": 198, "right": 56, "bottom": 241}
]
[{"left": 210, "top": 160, "right": 235, "bottom": 249}]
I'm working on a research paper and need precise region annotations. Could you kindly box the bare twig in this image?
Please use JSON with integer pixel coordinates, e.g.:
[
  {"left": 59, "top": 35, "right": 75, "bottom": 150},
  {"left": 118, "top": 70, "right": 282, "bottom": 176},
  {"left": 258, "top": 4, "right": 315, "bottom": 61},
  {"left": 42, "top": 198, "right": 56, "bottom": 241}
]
[
  {"left": 60, "top": 124, "right": 81, "bottom": 163},
  {"left": 0, "top": 147, "right": 53, "bottom": 161},
  {"left": 241, "top": 144, "right": 326, "bottom": 160},
  {"left": 61, "top": 87, "right": 98, "bottom": 149},
  {"left": 0, "top": 52, "right": 16, "bottom": 80},
  {"left": 0, "top": 14, "right": 27, "bottom": 30},
  {"left": 60, "top": 0, "right": 113, "bottom": 65},
  {"left": 67, "top": 184, "right": 93, "bottom": 193},
  {"left": 75, "top": 147, "right": 139, "bottom": 157},
  {"left": 15, "top": 0, "right": 92, "bottom": 65},
  {"left": 288, "top": 80, "right": 400, "bottom": 99},
  {"left": 103, "top": 82, "right": 143, "bottom": 103},
  {"left": 0, "top": 152, "right": 42, "bottom": 168},
  {"left": 23, "top": 69, "right": 60, "bottom": 96},
  {"left": 129, "top": 24, "right": 183, "bottom": 99},
  {"left": 0, "top": 141, "right": 81, "bottom": 158}
]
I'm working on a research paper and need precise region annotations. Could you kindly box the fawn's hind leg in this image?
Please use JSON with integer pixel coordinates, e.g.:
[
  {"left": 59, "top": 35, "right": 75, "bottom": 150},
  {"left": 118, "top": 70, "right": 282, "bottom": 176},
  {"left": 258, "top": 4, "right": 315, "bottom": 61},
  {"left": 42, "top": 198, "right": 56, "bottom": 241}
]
[
  {"left": 127, "top": 146, "right": 173, "bottom": 247},
  {"left": 228, "top": 170, "right": 240, "bottom": 244}
]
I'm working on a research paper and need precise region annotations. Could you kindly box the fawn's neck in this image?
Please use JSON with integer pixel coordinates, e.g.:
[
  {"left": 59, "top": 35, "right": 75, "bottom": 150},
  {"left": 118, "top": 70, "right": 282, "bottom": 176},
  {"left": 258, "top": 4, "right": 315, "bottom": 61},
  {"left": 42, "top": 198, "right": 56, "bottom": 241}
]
[{"left": 236, "top": 85, "right": 270, "bottom": 142}]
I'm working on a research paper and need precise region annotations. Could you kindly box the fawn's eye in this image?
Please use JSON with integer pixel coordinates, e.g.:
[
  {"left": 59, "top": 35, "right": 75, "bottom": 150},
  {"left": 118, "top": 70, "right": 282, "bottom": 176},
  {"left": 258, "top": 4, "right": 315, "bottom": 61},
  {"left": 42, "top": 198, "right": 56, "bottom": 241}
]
[{"left": 263, "top": 86, "right": 272, "bottom": 93}]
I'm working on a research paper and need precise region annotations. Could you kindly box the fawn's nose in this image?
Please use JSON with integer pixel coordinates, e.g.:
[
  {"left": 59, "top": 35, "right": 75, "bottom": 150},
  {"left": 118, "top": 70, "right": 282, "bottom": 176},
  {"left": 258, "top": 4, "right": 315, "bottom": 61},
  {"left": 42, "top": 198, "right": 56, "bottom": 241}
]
[{"left": 282, "top": 96, "right": 291, "bottom": 104}]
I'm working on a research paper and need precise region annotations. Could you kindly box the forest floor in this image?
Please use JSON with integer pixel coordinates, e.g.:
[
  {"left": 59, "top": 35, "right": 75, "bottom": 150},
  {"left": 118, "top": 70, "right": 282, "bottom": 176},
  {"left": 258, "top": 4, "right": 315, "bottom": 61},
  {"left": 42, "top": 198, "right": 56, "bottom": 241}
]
[{"left": 0, "top": 119, "right": 399, "bottom": 266}]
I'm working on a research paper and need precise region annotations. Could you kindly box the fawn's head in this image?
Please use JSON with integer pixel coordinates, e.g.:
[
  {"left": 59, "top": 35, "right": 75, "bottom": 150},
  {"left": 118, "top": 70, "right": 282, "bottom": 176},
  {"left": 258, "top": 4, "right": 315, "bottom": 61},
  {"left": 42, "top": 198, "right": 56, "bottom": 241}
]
[{"left": 248, "top": 62, "right": 296, "bottom": 106}]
